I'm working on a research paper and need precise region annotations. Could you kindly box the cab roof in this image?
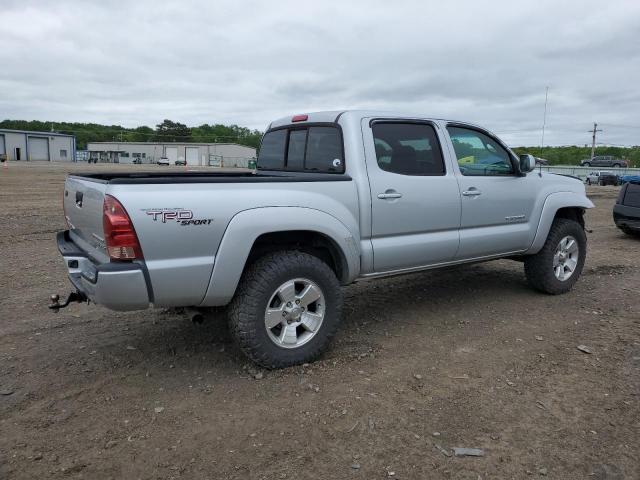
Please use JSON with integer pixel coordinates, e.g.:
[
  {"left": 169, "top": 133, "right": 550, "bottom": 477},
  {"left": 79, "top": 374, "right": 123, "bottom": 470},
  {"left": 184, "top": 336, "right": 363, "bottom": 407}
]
[{"left": 267, "top": 110, "right": 470, "bottom": 130}]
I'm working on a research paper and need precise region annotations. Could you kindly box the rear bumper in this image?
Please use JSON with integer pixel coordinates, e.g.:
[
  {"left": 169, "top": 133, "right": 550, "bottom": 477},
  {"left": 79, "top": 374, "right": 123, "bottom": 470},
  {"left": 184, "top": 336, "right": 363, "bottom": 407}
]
[
  {"left": 57, "top": 231, "right": 151, "bottom": 311},
  {"left": 613, "top": 204, "right": 640, "bottom": 231}
]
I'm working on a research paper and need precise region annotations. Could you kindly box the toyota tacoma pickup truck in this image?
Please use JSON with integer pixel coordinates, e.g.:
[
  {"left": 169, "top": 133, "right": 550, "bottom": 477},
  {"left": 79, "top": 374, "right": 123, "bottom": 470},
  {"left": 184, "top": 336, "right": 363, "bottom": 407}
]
[{"left": 53, "top": 111, "right": 593, "bottom": 368}]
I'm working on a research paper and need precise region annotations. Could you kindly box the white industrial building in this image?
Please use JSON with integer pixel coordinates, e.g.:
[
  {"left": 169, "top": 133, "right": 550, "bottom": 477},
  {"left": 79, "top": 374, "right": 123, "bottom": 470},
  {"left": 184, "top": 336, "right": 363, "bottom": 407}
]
[
  {"left": 0, "top": 129, "right": 76, "bottom": 161},
  {"left": 87, "top": 142, "right": 257, "bottom": 167}
]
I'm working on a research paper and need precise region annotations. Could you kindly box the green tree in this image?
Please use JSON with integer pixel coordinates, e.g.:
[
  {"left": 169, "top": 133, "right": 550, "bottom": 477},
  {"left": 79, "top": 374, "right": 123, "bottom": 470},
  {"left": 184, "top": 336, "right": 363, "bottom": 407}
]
[{"left": 154, "top": 119, "right": 191, "bottom": 142}]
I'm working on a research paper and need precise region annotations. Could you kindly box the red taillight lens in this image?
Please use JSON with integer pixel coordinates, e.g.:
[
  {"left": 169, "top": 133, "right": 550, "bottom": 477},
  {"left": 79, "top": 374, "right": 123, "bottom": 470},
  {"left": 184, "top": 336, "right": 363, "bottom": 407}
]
[
  {"left": 103, "top": 195, "right": 143, "bottom": 260},
  {"left": 291, "top": 114, "right": 308, "bottom": 122}
]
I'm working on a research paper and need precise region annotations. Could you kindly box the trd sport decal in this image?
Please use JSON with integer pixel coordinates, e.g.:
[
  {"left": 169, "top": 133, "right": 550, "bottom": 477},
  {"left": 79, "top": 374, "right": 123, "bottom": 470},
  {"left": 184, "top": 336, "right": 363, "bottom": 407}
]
[{"left": 143, "top": 208, "right": 213, "bottom": 226}]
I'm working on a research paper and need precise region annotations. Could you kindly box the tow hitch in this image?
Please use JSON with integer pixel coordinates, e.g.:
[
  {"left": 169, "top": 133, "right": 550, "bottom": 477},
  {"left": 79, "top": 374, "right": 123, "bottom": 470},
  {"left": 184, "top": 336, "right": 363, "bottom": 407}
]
[{"left": 49, "top": 291, "right": 88, "bottom": 312}]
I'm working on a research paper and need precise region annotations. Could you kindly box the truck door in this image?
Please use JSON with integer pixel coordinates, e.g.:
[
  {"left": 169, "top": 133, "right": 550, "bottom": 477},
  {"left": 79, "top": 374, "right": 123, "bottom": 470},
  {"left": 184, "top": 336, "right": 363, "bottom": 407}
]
[
  {"left": 363, "top": 119, "right": 462, "bottom": 272},
  {"left": 444, "top": 124, "right": 539, "bottom": 259}
]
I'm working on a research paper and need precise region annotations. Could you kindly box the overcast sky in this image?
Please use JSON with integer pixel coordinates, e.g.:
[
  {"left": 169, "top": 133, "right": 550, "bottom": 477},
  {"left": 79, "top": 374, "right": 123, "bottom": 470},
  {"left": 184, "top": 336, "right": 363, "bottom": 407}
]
[{"left": 1, "top": 0, "right": 639, "bottom": 146}]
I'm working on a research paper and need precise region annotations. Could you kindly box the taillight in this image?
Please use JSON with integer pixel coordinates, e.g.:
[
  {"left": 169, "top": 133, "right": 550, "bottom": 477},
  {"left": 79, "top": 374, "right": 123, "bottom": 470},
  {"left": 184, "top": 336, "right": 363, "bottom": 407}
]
[
  {"left": 103, "top": 195, "right": 143, "bottom": 260},
  {"left": 63, "top": 190, "right": 70, "bottom": 229},
  {"left": 292, "top": 114, "right": 308, "bottom": 122}
]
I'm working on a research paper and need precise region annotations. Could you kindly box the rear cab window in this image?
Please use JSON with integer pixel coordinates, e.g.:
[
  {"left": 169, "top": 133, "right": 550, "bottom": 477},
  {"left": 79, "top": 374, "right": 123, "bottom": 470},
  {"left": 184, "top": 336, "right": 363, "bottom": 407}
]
[{"left": 257, "top": 125, "right": 344, "bottom": 173}]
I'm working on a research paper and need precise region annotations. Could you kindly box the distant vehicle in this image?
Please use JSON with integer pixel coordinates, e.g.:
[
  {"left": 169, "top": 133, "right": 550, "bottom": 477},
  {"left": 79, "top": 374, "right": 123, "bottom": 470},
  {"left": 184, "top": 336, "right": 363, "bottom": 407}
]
[
  {"left": 620, "top": 174, "right": 640, "bottom": 184},
  {"left": 157, "top": 157, "right": 170, "bottom": 166},
  {"left": 534, "top": 157, "right": 548, "bottom": 166},
  {"left": 599, "top": 172, "right": 620, "bottom": 186},
  {"left": 581, "top": 156, "right": 628, "bottom": 168},
  {"left": 613, "top": 180, "right": 640, "bottom": 236},
  {"left": 175, "top": 158, "right": 187, "bottom": 166},
  {"left": 585, "top": 171, "right": 610, "bottom": 185},
  {"left": 132, "top": 158, "right": 142, "bottom": 165}
]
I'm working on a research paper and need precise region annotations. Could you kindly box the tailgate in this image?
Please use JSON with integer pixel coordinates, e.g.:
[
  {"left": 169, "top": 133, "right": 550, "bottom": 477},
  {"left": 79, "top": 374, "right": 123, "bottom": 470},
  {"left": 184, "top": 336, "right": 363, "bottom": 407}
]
[{"left": 64, "top": 176, "right": 109, "bottom": 260}]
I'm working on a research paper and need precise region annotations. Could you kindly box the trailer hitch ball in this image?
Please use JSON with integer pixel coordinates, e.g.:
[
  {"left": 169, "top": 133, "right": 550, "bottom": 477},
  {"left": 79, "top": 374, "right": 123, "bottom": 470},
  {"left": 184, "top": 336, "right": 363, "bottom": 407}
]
[{"left": 48, "top": 291, "right": 87, "bottom": 312}]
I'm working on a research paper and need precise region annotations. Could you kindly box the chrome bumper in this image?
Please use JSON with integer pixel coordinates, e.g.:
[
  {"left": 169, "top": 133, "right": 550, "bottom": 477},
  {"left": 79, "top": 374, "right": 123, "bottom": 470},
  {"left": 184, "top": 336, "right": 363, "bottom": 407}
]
[{"left": 57, "top": 231, "right": 151, "bottom": 311}]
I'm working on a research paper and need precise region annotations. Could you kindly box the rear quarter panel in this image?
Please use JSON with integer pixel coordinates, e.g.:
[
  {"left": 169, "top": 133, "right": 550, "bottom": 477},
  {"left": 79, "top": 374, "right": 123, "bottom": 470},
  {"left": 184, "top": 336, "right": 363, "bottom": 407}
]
[{"left": 108, "top": 180, "right": 360, "bottom": 307}]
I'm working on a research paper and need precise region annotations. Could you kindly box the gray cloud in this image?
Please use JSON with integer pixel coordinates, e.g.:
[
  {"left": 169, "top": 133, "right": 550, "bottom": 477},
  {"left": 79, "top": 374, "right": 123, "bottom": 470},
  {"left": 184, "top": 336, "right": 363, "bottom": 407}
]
[{"left": 1, "top": 0, "right": 639, "bottom": 146}]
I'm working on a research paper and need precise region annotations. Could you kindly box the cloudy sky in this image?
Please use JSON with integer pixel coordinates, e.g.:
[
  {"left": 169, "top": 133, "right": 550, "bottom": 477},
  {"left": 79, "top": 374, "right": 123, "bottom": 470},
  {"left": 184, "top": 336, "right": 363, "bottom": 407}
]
[{"left": 1, "top": 0, "right": 639, "bottom": 146}]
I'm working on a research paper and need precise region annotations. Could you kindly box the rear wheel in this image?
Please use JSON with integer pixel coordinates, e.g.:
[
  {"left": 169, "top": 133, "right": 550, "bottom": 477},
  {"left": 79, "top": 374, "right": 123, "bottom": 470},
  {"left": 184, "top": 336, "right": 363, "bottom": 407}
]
[
  {"left": 524, "top": 218, "right": 587, "bottom": 294},
  {"left": 583, "top": 162, "right": 591, "bottom": 167},
  {"left": 228, "top": 250, "right": 343, "bottom": 368},
  {"left": 621, "top": 226, "right": 640, "bottom": 237},
  {"left": 613, "top": 163, "right": 621, "bottom": 168}
]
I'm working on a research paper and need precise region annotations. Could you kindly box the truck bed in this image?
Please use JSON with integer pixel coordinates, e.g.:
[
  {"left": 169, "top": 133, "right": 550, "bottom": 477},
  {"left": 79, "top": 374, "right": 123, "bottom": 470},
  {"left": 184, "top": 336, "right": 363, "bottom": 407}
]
[{"left": 70, "top": 170, "right": 352, "bottom": 184}]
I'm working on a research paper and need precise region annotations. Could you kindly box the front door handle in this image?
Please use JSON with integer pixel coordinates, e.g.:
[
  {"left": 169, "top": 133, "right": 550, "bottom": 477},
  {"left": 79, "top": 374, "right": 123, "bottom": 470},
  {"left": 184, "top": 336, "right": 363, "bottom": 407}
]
[
  {"left": 462, "top": 188, "right": 482, "bottom": 197},
  {"left": 377, "top": 191, "right": 403, "bottom": 200}
]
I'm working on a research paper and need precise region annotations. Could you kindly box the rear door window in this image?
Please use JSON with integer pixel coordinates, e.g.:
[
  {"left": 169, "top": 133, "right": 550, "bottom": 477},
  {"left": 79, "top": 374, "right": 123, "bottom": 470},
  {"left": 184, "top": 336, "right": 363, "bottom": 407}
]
[
  {"left": 371, "top": 122, "right": 445, "bottom": 176},
  {"left": 258, "top": 125, "right": 344, "bottom": 173}
]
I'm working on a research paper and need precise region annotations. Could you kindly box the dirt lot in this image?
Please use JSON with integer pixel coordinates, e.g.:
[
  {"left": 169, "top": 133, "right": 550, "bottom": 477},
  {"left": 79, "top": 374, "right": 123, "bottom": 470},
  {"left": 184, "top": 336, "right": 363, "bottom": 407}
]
[{"left": 0, "top": 162, "right": 638, "bottom": 480}]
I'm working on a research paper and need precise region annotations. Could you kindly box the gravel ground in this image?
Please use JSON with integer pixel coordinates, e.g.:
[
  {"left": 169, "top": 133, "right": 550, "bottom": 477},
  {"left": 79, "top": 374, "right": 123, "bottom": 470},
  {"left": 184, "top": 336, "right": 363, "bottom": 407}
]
[{"left": 0, "top": 162, "right": 638, "bottom": 479}]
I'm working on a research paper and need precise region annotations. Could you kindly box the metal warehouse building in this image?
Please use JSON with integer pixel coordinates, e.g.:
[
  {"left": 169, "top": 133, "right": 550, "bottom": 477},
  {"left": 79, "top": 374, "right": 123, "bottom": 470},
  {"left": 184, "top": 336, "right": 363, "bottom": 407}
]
[
  {"left": 87, "top": 142, "right": 257, "bottom": 167},
  {"left": 0, "top": 129, "right": 76, "bottom": 161}
]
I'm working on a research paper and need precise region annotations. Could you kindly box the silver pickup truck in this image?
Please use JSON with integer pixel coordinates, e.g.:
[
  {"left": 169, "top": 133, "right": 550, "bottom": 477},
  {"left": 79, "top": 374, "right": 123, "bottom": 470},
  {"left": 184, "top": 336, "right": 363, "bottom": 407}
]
[{"left": 54, "top": 110, "right": 593, "bottom": 368}]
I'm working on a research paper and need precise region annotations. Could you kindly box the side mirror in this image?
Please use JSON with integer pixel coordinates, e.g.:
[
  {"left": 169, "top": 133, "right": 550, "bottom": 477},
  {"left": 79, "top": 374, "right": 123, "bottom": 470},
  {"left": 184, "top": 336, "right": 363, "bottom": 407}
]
[{"left": 519, "top": 154, "right": 536, "bottom": 173}]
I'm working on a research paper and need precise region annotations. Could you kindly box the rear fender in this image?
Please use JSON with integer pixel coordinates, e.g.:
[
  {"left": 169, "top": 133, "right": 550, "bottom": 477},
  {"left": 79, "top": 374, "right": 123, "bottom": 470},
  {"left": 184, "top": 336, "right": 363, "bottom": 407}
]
[
  {"left": 526, "top": 192, "right": 594, "bottom": 253},
  {"left": 199, "top": 207, "right": 360, "bottom": 306}
]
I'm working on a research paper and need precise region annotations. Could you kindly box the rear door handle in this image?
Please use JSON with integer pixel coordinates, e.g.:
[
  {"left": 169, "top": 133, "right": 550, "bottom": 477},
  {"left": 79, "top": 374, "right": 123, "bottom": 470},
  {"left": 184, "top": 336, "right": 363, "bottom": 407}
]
[
  {"left": 377, "top": 191, "right": 403, "bottom": 200},
  {"left": 462, "top": 189, "right": 482, "bottom": 197}
]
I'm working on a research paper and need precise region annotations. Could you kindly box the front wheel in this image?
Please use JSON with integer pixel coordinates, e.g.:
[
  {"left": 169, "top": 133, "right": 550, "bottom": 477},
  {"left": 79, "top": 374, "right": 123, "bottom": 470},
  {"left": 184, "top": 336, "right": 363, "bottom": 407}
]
[
  {"left": 583, "top": 162, "right": 591, "bottom": 167},
  {"left": 524, "top": 218, "right": 587, "bottom": 294},
  {"left": 228, "top": 250, "right": 343, "bottom": 368}
]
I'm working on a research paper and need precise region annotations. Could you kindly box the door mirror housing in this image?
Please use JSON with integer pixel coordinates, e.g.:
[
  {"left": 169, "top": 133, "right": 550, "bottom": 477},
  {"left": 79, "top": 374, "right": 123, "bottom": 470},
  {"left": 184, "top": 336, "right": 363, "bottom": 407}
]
[{"left": 519, "top": 154, "right": 536, "bottom": 173}]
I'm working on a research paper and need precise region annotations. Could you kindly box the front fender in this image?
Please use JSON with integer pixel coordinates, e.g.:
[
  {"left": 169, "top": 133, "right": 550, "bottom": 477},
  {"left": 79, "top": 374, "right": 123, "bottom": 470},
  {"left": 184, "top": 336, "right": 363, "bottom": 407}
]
[
  {"left": 199, "top": 207, "right": 360, "bottom": 306},
  {"left": 526, "top": 192, "right": 594, "bottom": 254}
]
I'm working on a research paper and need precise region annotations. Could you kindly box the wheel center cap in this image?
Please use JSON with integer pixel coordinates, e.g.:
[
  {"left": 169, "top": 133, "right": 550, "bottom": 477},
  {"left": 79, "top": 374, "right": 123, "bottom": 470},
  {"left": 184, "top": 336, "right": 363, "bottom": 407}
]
[{"left": 290, "top": 306, "right": 303, "bottom": 320}]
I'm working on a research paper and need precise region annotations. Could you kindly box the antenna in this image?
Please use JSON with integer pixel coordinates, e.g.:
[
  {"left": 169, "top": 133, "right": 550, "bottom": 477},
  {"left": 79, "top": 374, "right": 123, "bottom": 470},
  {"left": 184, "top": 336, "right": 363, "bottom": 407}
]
[{"left": 541, "top": 86, "right": 549, "bottom": 148}]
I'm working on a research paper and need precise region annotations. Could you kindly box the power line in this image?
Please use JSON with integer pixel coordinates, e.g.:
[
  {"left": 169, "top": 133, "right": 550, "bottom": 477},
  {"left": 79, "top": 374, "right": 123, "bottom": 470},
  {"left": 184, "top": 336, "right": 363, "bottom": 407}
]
[{"left": 598, "top": 123, "right": 640, "bottom": 129}]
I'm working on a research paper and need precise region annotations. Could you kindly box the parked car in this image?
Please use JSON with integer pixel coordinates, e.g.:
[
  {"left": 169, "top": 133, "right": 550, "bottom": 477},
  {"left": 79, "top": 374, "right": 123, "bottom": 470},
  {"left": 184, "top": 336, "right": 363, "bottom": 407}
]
[
  {"left": 52, "top": 111, "right": 593, "bottom": 368},
  {"left": 581, "top": 156, "right": 628, "bottom": 168},
  {"left": 585, "top": 171, "right": 609, "bottom": 185},
  {"left": 599, "top": 172, "right": 620, "bottom": 186},
  {"left": 613, "top": 180, "right": 640, "bottom": 236},
  {"left": 620, "top": 174, "right": 640, "bottom": 184},
  {"left": 175, "top": 158, "right": 187, "bottom": 166},
  {"left": 157, "top": 157, "right": 170, "bottom": 166}
]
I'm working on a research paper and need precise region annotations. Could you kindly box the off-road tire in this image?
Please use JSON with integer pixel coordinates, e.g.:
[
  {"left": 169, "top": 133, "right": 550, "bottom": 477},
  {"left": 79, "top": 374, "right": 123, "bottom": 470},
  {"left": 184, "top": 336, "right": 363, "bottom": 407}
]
[
  {"left": 621, "top": 226, "right": 640, "bottom": 237},
  {"left": 524, "top": 218, "right": 587, "bottom": 294},
  {"left": 227, "top": 250, "right": 343, "bottom": 369}
]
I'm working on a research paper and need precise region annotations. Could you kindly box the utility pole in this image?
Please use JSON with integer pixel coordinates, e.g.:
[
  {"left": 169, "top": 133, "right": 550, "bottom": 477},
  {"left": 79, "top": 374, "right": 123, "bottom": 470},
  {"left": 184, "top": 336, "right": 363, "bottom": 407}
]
[
  {"left": 588, "top": 123, "right": 602, "bottom": 161},
  {"left": 541, "top": 86, "right": 549, "bottom": 148}
]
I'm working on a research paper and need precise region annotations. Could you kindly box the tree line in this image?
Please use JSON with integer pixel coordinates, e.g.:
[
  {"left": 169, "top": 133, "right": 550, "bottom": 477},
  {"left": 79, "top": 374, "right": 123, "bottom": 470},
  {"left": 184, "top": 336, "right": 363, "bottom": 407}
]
[{"left": 0, "top": 119, "right": 263, "bottom": 150}]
